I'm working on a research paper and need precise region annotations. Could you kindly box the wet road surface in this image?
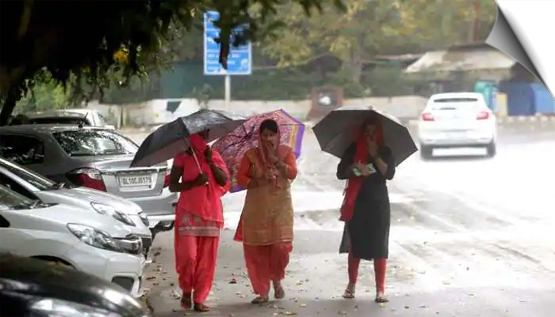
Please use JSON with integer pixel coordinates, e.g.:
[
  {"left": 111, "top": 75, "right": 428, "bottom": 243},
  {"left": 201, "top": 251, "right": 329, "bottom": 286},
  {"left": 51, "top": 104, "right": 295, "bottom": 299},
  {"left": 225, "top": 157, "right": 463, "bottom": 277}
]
[{"left": 131, "top": 126, "right": 555, "bottom": 316}]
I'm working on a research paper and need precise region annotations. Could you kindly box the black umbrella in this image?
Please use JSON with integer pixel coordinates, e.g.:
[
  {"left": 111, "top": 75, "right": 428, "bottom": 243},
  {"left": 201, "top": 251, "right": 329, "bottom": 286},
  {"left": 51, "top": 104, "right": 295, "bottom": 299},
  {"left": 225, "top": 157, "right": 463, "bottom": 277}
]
[
  {"left": 131, "top": 109, "right": 246, "bottom": 167},
  {"left": 312, "top": 106, "right": 417, "bottom": 166}
]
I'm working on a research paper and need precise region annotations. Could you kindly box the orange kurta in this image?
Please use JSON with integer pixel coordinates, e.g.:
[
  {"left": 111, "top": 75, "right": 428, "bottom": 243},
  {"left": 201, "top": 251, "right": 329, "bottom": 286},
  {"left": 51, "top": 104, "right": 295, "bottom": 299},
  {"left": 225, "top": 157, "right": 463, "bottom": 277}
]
[{"left": 234, "top": 146, "right": 297, "bottom": 245}]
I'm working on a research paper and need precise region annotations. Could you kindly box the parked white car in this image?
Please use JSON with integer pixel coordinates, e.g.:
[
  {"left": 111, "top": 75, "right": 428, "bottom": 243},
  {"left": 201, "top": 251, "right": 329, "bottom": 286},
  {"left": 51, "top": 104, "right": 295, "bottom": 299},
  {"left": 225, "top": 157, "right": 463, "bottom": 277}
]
[
  {"left": 417, "top": 92, "right": 497, "bottom": 159},
  {"left": 0, "top": 157, "right": 153, "bottom": 256},
  {"left": 0, "top": 185, "right": 145, "bottom": 297}
]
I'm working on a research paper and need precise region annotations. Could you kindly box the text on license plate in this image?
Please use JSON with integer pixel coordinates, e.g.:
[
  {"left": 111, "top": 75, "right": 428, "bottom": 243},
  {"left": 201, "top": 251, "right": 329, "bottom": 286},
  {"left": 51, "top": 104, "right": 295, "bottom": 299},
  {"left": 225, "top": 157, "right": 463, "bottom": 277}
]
[{"left": 118, "top": 175, "right": 152, "bottom": 187}]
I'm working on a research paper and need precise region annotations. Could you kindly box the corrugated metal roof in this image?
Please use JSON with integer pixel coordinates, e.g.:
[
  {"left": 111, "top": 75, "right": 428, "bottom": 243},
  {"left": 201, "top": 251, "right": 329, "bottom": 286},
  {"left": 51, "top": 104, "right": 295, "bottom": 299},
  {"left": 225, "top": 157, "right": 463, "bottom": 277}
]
[{"left": 405, "top": 48, "right": 516, "bottom": 73}]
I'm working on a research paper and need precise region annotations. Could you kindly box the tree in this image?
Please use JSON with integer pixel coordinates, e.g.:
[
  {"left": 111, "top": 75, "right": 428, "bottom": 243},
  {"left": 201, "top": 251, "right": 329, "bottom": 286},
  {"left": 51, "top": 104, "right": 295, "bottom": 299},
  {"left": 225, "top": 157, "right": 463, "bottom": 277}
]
[
  {"left": 0, "top": 0, "right": 344, "bottom": 125},
  {"left": 261, "top": 0, "right": 416, "bottom": 84},
  {"left": 17, "top": 79, "right": 71, "bottom": 113},
  {"left": 400, "top": 0, "right": 497, "bottom": 47},
  {"left": 260, "top": 0, "right": 498, "bottom": 85}
]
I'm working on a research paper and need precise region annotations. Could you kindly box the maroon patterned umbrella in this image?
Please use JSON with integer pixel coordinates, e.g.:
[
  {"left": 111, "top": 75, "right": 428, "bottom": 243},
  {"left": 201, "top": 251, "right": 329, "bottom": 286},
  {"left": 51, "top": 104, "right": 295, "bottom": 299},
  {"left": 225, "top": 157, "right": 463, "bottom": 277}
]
[{"left": 211, "top": 109, "right": 305, "bottom": 193}]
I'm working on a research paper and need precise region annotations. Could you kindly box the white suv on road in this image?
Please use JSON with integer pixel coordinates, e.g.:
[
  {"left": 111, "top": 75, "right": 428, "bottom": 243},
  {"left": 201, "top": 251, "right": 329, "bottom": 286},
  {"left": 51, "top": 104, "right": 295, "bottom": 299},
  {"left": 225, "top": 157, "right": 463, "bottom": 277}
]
[
  {"left": 417, "top": 92, "right": 497, "bottom": 159},
  {"left": 0, "top": 185, "right": 145, "bottom": 298}
]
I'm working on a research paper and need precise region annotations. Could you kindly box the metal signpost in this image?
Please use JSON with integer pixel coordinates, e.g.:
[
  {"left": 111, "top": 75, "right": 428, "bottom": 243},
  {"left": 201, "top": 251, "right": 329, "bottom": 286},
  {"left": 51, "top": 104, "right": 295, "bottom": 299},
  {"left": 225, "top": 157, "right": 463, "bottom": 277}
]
[{"left": 203, "top": 11, "right": 252, "bottom": 108}]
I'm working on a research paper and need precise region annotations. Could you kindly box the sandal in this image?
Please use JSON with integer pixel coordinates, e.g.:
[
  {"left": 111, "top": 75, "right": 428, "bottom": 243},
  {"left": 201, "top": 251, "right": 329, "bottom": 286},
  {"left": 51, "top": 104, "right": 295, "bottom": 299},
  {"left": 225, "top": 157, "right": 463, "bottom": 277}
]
[
  {"left": 274, "top": 286, "right": 285, "bottom": 299},
  {"left": 251, "top": 295, "right": 269, "bottom": 304},
  {"left": 375, "top": 292, "right": 389, "bottom": 303},
  {"left": 180, "top": 293, "right": 192, "bottom": 310},
  {"left": 342, "top": 284, "right": 356, "bottom": 299},
  {"left": 193, "top": 303, "right": 210, "bottom": 312}
]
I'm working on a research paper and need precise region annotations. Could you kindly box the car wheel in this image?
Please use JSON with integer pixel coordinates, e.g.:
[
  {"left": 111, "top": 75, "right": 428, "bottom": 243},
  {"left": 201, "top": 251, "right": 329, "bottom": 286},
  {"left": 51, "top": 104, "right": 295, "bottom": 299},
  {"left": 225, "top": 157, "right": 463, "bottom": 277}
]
[
  {"left": 420, "top": 145, "right": 433, "bottom": 160},
  {"left": 486, "top": 141, "right": 497, "bottom": 157}
]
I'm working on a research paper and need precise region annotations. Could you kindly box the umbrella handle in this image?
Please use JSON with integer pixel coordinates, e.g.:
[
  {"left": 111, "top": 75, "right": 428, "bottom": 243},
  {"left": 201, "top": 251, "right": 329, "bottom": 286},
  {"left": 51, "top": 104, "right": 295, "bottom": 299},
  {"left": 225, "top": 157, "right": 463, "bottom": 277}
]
[{"left": 184, "top": 138, "right": 202, "bottom": 172}]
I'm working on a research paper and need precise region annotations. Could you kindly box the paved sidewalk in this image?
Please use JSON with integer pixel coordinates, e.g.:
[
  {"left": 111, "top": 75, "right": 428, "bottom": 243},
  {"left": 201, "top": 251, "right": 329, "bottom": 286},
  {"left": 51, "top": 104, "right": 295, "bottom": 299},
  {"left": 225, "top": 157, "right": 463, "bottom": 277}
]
[{"left": 143, "top": 231, "right": 554, "bottom": 317}]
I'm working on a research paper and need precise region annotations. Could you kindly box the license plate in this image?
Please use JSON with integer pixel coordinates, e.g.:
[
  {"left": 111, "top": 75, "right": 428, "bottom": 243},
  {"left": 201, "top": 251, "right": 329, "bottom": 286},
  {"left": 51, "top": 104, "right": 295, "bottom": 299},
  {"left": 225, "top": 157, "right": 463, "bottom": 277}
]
[
  {"left": 445, "top": 131, "right": 467, "bottom": 138},
  {"left": 118, "top": 174, "right": 152, "bottom": 188}
]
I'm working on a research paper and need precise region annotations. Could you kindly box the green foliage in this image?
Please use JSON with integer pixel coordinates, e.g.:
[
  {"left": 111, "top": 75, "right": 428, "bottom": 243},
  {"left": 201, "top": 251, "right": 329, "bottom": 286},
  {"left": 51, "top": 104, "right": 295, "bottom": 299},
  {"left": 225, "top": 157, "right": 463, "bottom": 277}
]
[
  {"left": 16, "top": 81, "right": 71, "bottom": 113},
  {"left": 0, "top": 0, "right": 344, "bottom": 124},
  {"left": 0, "top": 0, "right": 501, "bottom": 118}
]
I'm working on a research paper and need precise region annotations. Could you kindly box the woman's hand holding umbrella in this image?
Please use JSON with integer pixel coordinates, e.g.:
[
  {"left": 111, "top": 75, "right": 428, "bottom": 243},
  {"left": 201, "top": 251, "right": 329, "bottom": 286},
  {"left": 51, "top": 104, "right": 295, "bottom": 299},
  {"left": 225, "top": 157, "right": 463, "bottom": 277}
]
[
  {"left": 367, "top": 139, "right": 379, "bottom": 158},
  {"left": 194, "top": 173, "right": 209, "bottom": 186}
]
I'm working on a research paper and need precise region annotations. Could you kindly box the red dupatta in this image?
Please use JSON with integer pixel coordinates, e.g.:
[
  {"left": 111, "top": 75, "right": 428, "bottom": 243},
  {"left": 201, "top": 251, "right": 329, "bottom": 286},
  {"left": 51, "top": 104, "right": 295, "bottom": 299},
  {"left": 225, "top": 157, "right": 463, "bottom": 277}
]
[{"left": 174, "top": 134, "right": 229, "bottom": 224}]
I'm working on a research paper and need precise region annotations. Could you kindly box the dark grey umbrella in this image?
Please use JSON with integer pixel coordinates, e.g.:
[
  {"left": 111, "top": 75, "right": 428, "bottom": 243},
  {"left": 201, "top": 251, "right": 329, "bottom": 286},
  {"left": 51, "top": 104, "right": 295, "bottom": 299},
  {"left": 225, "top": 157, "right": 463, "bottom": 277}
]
[
  {"left": 312, "top": 106, "right": 417, "bottom": 166},
  {"left": 130, "top": 109, "right": 246, "bottom": 167}
]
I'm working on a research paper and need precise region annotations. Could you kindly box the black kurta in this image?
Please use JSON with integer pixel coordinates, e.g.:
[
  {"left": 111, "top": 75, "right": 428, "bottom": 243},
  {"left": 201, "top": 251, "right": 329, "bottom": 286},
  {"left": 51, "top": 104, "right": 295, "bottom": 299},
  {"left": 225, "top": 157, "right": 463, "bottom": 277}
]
[{"left": 337, "top": 143, "right": 396, "bottom": 261}]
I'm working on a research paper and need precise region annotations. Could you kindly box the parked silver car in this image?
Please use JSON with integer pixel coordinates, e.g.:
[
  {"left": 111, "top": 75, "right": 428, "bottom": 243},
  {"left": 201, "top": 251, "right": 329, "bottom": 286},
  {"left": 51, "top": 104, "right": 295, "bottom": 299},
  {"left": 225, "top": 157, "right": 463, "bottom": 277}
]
[
  {"left": 0, "top": 157, "right": 153, "bottom": 256},
  {"left": 24, "top": 109, "right": 115, "bottom": 129},
  {"left": 0, "top": 124, "right": 177, "bottom": 238}
]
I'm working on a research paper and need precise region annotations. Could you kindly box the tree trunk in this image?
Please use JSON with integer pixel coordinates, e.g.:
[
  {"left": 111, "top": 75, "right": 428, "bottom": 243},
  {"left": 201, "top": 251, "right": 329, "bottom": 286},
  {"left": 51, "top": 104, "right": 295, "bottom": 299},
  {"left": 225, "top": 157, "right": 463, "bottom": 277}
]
[
  {"left": 343, "top": 34, "right": 364, "bottom": 84},
  {"left": 0, "top": 87, "right": 18, "bottom": 126}
]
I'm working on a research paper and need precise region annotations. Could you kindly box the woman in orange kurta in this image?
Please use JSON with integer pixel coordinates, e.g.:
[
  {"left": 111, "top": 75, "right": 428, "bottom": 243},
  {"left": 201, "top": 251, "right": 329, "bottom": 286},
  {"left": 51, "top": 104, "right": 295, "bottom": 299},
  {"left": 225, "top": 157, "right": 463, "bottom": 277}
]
[{"left": 233, "top": 119, "right": 298, "bottom": 304}]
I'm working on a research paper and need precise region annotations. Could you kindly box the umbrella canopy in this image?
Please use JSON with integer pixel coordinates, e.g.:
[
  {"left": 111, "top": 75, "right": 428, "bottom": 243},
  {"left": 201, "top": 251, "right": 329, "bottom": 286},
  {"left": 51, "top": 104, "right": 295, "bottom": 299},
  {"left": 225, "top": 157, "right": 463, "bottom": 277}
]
[
  {"left": 212, "top": 109, "right": 305, "bottom": 193},
  {"left": 312, "top": 106, "right": 417, "bottom": 166},
  {"left": 130, "top": 109, "right": 246, "bottom": 167}
]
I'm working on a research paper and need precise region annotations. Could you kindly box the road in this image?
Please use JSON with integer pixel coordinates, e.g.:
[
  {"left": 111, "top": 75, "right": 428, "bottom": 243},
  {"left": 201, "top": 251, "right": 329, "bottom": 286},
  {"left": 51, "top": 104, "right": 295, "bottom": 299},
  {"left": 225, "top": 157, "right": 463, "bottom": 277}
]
[{"left": 129, "top": 127, "right": 555, "bottom": 317}]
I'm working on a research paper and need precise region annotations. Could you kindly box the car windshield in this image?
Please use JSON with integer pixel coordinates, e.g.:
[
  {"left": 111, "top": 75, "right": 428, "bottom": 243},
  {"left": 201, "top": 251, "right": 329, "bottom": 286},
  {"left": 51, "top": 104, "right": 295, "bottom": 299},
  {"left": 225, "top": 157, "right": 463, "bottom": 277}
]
[
  {"left": 0, "top": 184, "right": 35, "bottom": 210},
  {"left": 53, "top": 130, "right": 138, "bottom": 156},
  {"left": 0, "top": 158, "right": 57, "bottom": 190}
]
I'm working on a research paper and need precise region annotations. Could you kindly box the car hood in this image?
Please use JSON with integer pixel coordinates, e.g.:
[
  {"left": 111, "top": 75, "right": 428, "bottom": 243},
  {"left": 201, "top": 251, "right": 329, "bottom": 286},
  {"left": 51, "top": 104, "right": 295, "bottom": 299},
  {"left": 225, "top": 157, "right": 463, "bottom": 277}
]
[
  {"left": 15, "top": 203, "right": 133, "bottom": 238},
  {"left": 47, "top": 187, "right": 142, "bottom": 215},
  {"left": 0, "top": 254, "right": 146, "bottom": 316}
]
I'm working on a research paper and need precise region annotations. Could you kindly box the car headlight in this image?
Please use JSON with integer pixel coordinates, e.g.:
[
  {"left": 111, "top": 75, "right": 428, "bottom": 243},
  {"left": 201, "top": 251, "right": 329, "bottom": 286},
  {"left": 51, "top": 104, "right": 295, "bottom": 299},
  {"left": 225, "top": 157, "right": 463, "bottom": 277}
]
[
  {"left": 138, "top": 212, "right": 149, "bottom": 226},
  {"left": 31, "top": 298, "right": 113, "bottom": 317},
  {"left": 67, "top": 223, "right": 121, "bottom": 252},
  {"left": 91, "top": 202, "right": 136, "bottom": 227}
]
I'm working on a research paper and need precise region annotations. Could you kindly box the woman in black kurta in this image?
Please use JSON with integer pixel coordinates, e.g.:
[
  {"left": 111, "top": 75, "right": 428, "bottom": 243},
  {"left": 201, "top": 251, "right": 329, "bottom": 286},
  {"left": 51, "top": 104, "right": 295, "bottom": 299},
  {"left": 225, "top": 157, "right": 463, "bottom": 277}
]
[{"left": 336, "top": 118, "right": 395, "bottom": 303}]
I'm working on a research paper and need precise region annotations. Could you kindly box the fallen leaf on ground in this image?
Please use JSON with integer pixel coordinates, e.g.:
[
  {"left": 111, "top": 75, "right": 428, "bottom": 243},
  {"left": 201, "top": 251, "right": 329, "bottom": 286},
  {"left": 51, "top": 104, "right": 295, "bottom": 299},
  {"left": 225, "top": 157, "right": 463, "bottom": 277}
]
[
  {"left": 171, "top": 290, "right": 181, "bottom": 300},
  {"left": 229, "top": 278, "right": 237, "bottom": 284}
]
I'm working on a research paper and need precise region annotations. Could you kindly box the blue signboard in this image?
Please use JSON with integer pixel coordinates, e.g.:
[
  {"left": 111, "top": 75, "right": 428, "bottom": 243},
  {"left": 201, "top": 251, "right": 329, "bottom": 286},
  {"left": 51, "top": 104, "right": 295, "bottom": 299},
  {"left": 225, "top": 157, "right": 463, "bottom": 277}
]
[{"left": 204, "top": 11, "right": 252, "bottom": 75}]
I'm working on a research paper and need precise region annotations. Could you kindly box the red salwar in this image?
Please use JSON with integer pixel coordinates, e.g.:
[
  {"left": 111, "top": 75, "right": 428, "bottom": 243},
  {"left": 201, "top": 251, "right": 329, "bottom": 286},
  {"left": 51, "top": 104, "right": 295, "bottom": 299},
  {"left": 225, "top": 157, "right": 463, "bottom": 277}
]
[
  {"left": 174, "top": 212, "right": 220, "bottom": 303},
  {"left": 243, "top": 242, "right": 293, "bottom": 296},
  {"left": 348, "top": 251, "right": 387, "bottom": 293}
]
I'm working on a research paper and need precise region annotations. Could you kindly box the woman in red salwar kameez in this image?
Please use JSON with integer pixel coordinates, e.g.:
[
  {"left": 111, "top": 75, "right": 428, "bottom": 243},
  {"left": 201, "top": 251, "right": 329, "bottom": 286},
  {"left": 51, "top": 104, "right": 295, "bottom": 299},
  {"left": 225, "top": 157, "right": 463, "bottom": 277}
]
[
  {"left": 168, "top": 132, "right": 229, "bottom": 312},
  {"left": 233, "top": 119, "right": 298, "bottom": 304}
]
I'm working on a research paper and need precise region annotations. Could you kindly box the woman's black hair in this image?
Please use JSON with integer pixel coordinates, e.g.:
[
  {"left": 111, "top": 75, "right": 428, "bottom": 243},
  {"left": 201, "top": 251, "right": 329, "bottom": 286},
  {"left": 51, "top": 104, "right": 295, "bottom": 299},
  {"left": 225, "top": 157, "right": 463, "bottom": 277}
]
[{"left": 259, "top": 119, "right": 279, "bottom": 134}]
